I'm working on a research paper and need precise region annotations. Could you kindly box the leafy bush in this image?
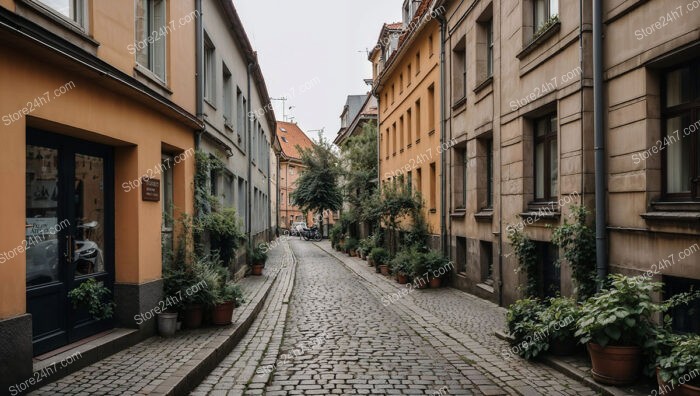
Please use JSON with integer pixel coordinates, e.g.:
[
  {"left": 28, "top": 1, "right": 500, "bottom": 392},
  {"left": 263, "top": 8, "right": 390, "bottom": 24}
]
[
  {"left": 539, "top": 297, "right": 581, "bottom": 343},
  {"left": 68, "top": 278, "right": 115, "bottom": 321},
  {"left": 369, "top": 247, "right": 390, "bottom": 266},
  {"left": 423, "top": 250, "right": 450, "bottom": 274},
  {"left": 551, "top": 205, "right": 597, "bottom": 300},
  {"left": 343, "top": 237, "right": 359, "bottom": 253},
  {"left": 508, "top": 227, "right": 538, "bottom": 297},
  {"left": 216, "top": 282, "right": 246, "bottom": 306},
  {"left": 390, "top": 248, "right": 415, "bottom": 275},
  {"left": 249, "top": 243, "right": 268, "bottom": 265},
  {"left": 358, "top": 236, "right": 376, "bottom": 256},
  {"left": 658, "top": 335, "right": 700, "bottom": 387},
  {"left": 506, "top": 298, "right": 549, "bottom": 359},
  {"left": 329, "top": 223, "right": 343, "bottom": 248},
  {"left": 199, "top": 208, "right": 245, "bottom": 267}
]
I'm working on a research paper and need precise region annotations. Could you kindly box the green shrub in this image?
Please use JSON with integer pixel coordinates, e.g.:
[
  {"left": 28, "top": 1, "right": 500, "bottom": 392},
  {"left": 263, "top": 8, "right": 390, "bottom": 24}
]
[
  {"left": 249, "top": 243, "right": 268, "bottom": 265},
  {"left": 369, "top": 247, "right": 390, "bottom": 266},
  {"left": 329, "top": 224, "right": 343, "bottom": 248},
  {"left": 390, "top": 248, "right": 415, "bottom": 275},
  {"left": 539, "top": 297, "right": 581, "bottom": 343},
  {"left": 658, "top": 335, "right": 700, "bottom": 387},
  {"left": 506, "top": 298, "right": 548, "bottom": 359},
  {"left": 344, "top": 237, "right": 359, "bottom": 253},
  {"left": 68, "top": 278, "right": 115, "bottom": 321}
]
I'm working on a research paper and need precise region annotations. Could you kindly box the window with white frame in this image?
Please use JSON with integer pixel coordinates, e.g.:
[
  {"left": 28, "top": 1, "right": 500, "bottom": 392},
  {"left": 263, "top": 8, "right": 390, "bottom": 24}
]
[
  {"left": 204, "top": 36, "right": 216, "bottom": 103},
  {"left": 534, "top": 0, "right": 558, "bottom": 32},
  {"left": 37, "top": 0, "right": 85, "bottom": 26},
  {"left": 223, "top": 64, "right": 233, "bottom": 126},
  {"left": 135, "top": 0, "right": 167, "bottom": 81}
]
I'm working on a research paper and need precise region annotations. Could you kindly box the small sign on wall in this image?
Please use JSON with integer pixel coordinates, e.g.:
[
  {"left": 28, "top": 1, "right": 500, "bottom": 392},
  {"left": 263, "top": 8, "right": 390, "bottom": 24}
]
[{"left": 142, "top": 178, "right": 160, "bottom": 202}]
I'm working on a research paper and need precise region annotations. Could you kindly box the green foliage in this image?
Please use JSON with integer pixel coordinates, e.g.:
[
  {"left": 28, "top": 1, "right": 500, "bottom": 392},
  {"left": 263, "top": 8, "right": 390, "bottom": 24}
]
[
  {"left": 249, "top": 243, "right": 268, "bottom": 265},
  {"left": 216, "top": 282, "right": 246, "bottom": 306},
  {"left": 199, "top": 208, "right": 245, "bottom": 267},
  {"left": 329, "top": 223, "right": 343, "bottom": 248},
  {"left": 534, "top": 14, "right": 559, "bottom": 38},
  {"left": 508, "top": 227, "right": 539, "bottom": 297},
  {"left": 341, "top": 122, "right": 379, "bottom": 231},
  {"left": 187, "top": 255, "right": 223, "bottom": 307},
  {"left": 291, "top": 133, "right": 343, "bottom": 226},
  {"left": 423, "top": 250, "right": 450, "bottom": 274},
  {"left": 358, "top": 235, "right": 377, "bottom": 256},
  {"left": 390, "top": 248, "right": 416, "bottom": 275},
  {"left": 343, "top": 237, "right": 359, "bottom": 253},
  {"left": 403, "top": 210, "right": 429, "bottom": 249},
  {"left": 506, "top": 298, "right": 549, "bottom": 359},
  {"left": 194, "top": 150, "right": 224, "bottom": 217},
  {"left": 376, "top": 181, "right": 423, "bottom": 231},
  {"left": 539, "top": 297, "right": 581, "bottom": 343},
  {"left": 68, "top": 278, "right": 115, "bottom": 321},
  {"left": 658, "top": 335, "right": 700, "bottom": 387},
  {"left": 551, "top": 205, "right": 597, "bottom": 300},
  {"left": 369, "top": 247, "right": 390, "bottom": 266}
]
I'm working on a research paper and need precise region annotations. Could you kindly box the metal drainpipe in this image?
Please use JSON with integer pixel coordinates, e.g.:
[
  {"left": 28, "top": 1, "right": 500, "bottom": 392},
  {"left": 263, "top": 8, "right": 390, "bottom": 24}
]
[
  {"left": 247, "top": 61, "right": 254, "bottom": 247},
  {"left": 437, "top": 13, "right": 448, "bottom": 256},
  {"left": 195, "top": 0, "right": 203, "bottom": 149},
  {"left": 593, "top": 0, "right": 608, "bottom": 287}
]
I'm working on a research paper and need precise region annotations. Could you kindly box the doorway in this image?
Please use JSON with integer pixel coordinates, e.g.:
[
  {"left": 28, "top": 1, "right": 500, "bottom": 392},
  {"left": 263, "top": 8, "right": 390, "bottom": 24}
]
[{"left": 25, "top": 129, "right": 115, "bottom": 356}]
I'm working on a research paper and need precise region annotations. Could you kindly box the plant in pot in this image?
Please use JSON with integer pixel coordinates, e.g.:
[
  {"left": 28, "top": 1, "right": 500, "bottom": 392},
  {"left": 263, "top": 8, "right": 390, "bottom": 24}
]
[
  {"left": 182, "top": 257, "right": 219, "bottom": 329},
  {"left": 539, "top": 296, "right": 582, "bottom": 356},
  {"left": 550, "top": 205, "right": 597, "bottom": 301},
  {"left": 658, "top": 335, "right": 700, "bottom": 395},
  {"left": 358, "top": 237, "right": 374, "bottom": 261},
  {"left": 212, "top": 281, "right": 245, "bottom": 325},
  {"left": 410, "top": 250, "right": 429, "bottom": 289},
  {"left": 329, "top": 224, "right": 342, "bottom": 250},
  {"left": 344, "top": 237, "right": 359, "bottom": 257},
  {"left": 575, "top": 274, "right": 661, "bottom": 385},
  {"left": 370, "top": 247, "right": 390, "bottom": 276},
  {"left": 390, "top": 248, "right": 414, "bottom": 285},
  {"left": 423, "top": 250, "right": 449, "bottom": 288},
  {"left": 161, "top": 263, "right": 191, "bottom": 336},
  {"left": 249, "top": 244, "right": 268, "bottom": 276},
  {"left": 68, "top": 278, "right": 116, "bottom": 321},
  {"left": 505, "top": 298, "right": 549, "bottom": 360}
]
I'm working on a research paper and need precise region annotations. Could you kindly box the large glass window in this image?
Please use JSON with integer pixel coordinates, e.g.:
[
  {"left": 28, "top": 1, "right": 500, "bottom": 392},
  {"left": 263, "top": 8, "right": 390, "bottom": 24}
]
[
  {"left": 534, "top": 0, "right": 558, "bottom": 32},
  {"left": 204, "top": 36, "right": 216, "bottom": 103},
  {"left": 663, "top": 61, "right": 700, "bottom": 200},
  {"left": 452, "top": 37, "right": 467, "bottom": 102},
  {"left": 37, "top": 0, "right": 84, "bottom": 26},
  {"left": 135, "top": 0, "right": 167, "bottom": 81},
  {"left": 534, "top": 113, "right": 558, "bottom": 201}
]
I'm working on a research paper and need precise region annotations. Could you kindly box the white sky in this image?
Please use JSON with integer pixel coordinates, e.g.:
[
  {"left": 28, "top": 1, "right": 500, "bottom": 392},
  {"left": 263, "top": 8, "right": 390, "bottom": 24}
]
[{"left": 234, "top": 0, "right": 402, "bottom": 143}]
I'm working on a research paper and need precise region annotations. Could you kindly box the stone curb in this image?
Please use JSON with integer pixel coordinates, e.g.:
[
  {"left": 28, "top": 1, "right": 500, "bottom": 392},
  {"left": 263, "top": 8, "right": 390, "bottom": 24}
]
[{"left": 150, "top": 258, "right": 284, "bottom": 395}]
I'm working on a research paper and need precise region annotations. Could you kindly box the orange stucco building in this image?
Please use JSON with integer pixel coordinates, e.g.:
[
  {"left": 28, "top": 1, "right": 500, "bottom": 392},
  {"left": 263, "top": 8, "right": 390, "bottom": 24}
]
[
  {"left": 0, "top": 0, "right": 200, "bottom": 386},
  {"left": 276, "top": 121, "right": 314, "bottom": 231}
]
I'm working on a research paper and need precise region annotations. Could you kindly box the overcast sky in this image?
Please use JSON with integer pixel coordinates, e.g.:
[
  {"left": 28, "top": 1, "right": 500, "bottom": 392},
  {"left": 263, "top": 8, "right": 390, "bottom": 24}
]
[{"left": 234, "top": 0, "right": 402, "bottom": 143}]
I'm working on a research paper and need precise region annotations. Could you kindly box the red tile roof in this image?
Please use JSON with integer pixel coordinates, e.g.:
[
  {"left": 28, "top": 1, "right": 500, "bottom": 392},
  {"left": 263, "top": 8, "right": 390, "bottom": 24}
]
[{"left": 276, "top": 121, "right": 314, "bottom": 160}]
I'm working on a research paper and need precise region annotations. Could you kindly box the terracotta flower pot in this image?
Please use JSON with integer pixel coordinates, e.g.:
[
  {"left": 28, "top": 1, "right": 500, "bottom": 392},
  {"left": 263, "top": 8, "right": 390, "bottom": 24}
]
[
  {"left": 251, "top": 264, "right": 264, "bottom": 276},
  {"left": 681, "top": 383, "right": 700, "bottom": 396},
  {"left": 211, "top": 301, "right": 235, "bottom": 325},
  {"left": 587, "top": 343, "right": 642, "bottom": 385},
  {"left": 379, "top": 265, "right": 390, "bottom": 276},
  {"left": 368, "top": 257, "right": 375, "bottom": 267},
  {"left": 397, "top": 273, "right": 409, "bottom": 284},
  {"left": 183, "top": 304, "right": 203, "bottom": 329},
  {"left": 656, "top": 367, "right": 684, "bottom": 396},
  {"left": 429, "top": 277, "right": 442, "bottom": 288}
]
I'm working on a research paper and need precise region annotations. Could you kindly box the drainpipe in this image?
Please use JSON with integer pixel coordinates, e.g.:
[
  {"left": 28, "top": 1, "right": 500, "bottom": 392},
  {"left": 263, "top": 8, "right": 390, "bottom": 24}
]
[
  {"left": 437, "top": 13, "right": 448, "bottom": 256},
  {"left": 247, "top": 60, "right": 255, "bottom": 247},
  {"left": 195, "top": 0, "right": 203, "bottom": 149},
  {"left": 593, "top": 0, "right": 608, "bottom": 287}
]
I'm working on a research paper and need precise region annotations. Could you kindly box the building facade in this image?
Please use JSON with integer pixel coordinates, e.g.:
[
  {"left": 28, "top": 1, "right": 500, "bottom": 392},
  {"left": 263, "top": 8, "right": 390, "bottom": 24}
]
[
  {"left": 199, "top": 0, "right": 276, "bottom": 277},
  {"left": 0, "top": 0, "right": 200, "bottom": 387},
  {"left": 372, "top": 0, "right": 444, "bottom": 248},
  {"left": 439, "top": 0, "right": 700, "bottom": 323},
  {"left": 276, "top": 121, "right": 314, "bottom": 231}
]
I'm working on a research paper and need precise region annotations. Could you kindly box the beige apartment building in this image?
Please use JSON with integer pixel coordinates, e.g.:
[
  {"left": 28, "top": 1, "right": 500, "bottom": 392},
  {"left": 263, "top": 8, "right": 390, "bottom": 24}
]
[{"left": 439, "top": 0, "right": 700, "bottom": 328}]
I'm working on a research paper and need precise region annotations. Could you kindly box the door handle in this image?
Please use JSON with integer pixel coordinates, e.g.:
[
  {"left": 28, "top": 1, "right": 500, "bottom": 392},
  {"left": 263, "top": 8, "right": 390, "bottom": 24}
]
[{"left": 65, "top": 235, "right": 73, "bottom": 264}]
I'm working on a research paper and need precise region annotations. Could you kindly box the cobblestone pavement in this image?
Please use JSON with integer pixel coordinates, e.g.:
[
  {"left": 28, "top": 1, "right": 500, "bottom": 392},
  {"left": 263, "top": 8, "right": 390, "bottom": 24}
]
[
  {"left": 317, "top": 241, "right": 600, "bottom": 396},
  {"left": 30, "top": 244, "right": 286, "bottom": 396}
]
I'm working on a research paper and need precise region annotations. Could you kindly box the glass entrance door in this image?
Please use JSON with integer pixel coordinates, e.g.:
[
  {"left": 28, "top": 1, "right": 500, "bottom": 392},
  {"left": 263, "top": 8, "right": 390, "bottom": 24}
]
[{"left": 26, "top": 129, "right": 114, "bottom": 356}]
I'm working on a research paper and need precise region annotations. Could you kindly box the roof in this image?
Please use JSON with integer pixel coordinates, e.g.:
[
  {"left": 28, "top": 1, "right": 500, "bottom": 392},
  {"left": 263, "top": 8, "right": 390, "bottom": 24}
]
[
  {"left": 368, "top": 22, "right": 404, "bottom": 60},
  {"left": 334, "top": 94, "right": 378, "bottom": 146},
  {"left": 276, "top": 121, "right": 314, "bottom": 160}
]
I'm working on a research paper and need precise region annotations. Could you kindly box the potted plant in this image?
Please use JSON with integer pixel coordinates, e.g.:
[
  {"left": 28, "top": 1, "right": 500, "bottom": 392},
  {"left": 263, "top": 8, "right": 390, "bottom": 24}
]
[
  {"left": 181, "top": 256, "right": 219, "bottom": 329},
  {"left": 68, "top": 278, "right": 115, "bottom": 321},
  {"left": 344, "top": 237, "right": 359, "bottom": 257},
  {"left": 539, "top": 296, "right": 581, "bottom": 356},
  {"left": 249, "top": 244, "right": 268, "bottom": 276},
  {"left": 658, "top": 335, "right": 700, "bottom": 395},
  {"left": 390, "top": 249, "right": 413, "bottom": 285},
  {"left": 423, "top": 250, "right": 448, "bottom": 288},
  {"left": 329, "top": 224, "right": 342, "bottom": 250},
  {"left": 358, "top": 237, "right": 373, "bottom": 261},
  {"left": 370, "top": 247, "right": 390, "bottom": 275},
  {"left": 505, "top": 298, "right": 549, "bottom": 359},
  {"left": 212, "top": 282, "right": 245, "bottom": 325},
  {"left": 575, "top": 275, "right": 659, "bottom": 385},
  {"left": 161, "top": 263, "right": 191, "bottom": 336}
]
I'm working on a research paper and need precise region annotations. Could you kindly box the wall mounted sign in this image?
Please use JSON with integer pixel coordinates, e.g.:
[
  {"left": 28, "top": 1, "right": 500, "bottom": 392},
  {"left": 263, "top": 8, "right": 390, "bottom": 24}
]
[{"left": 142, "top": 178, "right": 160, "bottom": 202}]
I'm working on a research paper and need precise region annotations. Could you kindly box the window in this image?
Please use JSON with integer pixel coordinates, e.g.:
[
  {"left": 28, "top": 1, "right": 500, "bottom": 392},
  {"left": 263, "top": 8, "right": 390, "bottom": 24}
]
[
  {"left": 429, "top": 34, "right": 434, "bottom": 56},
  {"left": 664, "top": 275, "right": 700, "bottom": 334},
  {"left": 480, "top": 241, "right": 494, "bottom": 286},
  {"left": 429, "top": 162, "right": 437, "bottom": 211},
  {"left": 416, "top": 52, "right": 421, "bottom": 74},
  {"left": 392, "top": 84, "right": 395, "bottom": 103},
  {"left": 224, "top": 173, "right": 234, "bottom": 208},
  {"left": 456, "top": 237, "right": 467, "bottom": 273},
  {"left": 223, "top": 64, "right": 233, "bottom": 125},
  {"left": 384, "top": 93, "right": 389, "bottom": 111},
  {"left": 428, "top": 84, "right": 436, "bottom": 131},
  {"left": 237, "top": 90, "right": 247, "bottom": 149},
  {"left": 289, "top": 166, "right": 295, "bottom": 175},
  {"left": 161, "top": 153, "right": 174, "bottom": 269},
  {"left": 407, "top": 171, "right": 413, "bottom": 193},
  {"left": 400, "top": 73, "right": 404, "bottom": 93},
  {"left": 407, "top": 64, "right": 412, "bottom": 85},
  {"left": 662, "top": 61, "right": 700, "bottom": 201},
  {"left": 536, "top": 242, "right": 560, "bottom": 298},
  {"left": 407, "top": 109, "right": 412, "bottom": 145},
  {"left": 204, "top": 36, "right": 216, "bottom": 103},
  {"left": 534, "top": 0, "right": 559, "bottom": 32},
  {"left": 415, "top": 99, "right": 421, "bottom": 141},
  {"left": 486, "top": 20, "right": 494, "bottom": 78},
  {"left": 534, "top": 113, "right": 558, "bottom": 201},
  {"left": 485, "top": 138, "right": 493, "bottom": 208},
  {"left": 392, "top": 123, "right": 397, "bottom": 155},
  {"left": 238, "top": 178, "right": 246, "bottom": 225},
  {"left": 135, "top": 0, "right": 167, "bottom": 81},
  {"left": 37, "top": 0, "right": 84, "bottom": 25},
  {"left": 416, "top": 167, "right": 423, "bottom": 192},
  {"left": 453, "top": 145, "right": 467, "bottom": 209},
  {"left": 385, "top": 128, "right": 390, "bottom": 159},
  {"left": 210, "top": 157, "right": 219, "bottom": 197},
  {"left": 399, "top": 116, "right": 404, "bottom": 150},
  {"left": 452, "top": 37, "right": 467, "bottom": 102}
]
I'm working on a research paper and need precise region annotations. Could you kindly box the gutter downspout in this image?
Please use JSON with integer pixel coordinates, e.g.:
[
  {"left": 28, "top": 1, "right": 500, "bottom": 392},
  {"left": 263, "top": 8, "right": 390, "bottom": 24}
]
[
  {"left": 247, "top": 60, "right": 255, "bottom": 247},
  {"left": 437, "top": 13, "right": 448, "bottom": 256},
  {"left": 195, "top": 0, "right": 204, "bottom": 149},
  {"left": 593, "top": 0, "right": 608, "bottom": 288}
]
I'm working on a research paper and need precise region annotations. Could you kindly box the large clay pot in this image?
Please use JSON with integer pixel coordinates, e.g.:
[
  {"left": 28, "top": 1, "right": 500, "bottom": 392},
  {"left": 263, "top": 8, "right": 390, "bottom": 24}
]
[
  {"left": 211, "top": 301, "right": 235, "bottom": 325},
  {"left": 681, "top": 383, "right": 700, "bottom": 396},
  {"left": 429, "top": 277, "right": 442, "bottom": 288},
  {"left": 157, "top": 312, "right": 178, "bottom": 337},
  {"left": 656, "top": 367, "right": 684, "bottom": 396},
  {"left": 415, "top": 278, "right": 429, "bottom": 289},
  {"left": 397, "top": 273, "right": 409, "bottom": 284},
  {"left": 251, "top": 264, "right": 264, "bottom": 276},
  {"left": 549, "top": 337, "right": 578, "bottom": 356},
  {"left": 184, "top": 304, "right": 203, "bottom": 329},
  {"left": 368, "top": 257, "right": 375, "bottom": 267},
  {"left": 379, "top": 265, "right": 390, "bottom": 276},
  {"left": 587, "top": 343, "right": 642, "bottom": 385}
]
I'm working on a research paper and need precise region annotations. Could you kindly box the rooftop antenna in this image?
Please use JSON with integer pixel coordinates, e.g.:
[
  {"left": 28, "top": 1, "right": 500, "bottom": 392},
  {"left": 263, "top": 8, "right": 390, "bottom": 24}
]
[{"left": 271, "top": 97, "right": 288, "bottom": 121}]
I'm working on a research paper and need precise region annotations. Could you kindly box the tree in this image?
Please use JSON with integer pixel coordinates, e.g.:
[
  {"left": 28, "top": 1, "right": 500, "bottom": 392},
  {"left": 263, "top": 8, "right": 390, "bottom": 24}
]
[
  {"left": 341, "top": 122, "right": 378, "bottom": 237},
  {"left": 291, "top": 133, "right": 343, "bottom": 233}
]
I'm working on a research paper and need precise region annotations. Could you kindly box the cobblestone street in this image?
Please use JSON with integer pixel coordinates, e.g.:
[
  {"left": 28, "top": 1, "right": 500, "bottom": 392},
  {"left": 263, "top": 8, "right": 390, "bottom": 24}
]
[{"left": 197, "top": 239, "right": 599, "bottom": 395}]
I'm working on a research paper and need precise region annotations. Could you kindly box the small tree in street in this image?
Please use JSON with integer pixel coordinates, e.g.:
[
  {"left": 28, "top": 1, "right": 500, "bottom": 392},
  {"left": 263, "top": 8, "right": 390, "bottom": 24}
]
[
  {"left": 291, "top": 133, "right": 343, "bottom": 234},
  {"left": 341, "top": 122, "right": 378, "bottom": 238}
]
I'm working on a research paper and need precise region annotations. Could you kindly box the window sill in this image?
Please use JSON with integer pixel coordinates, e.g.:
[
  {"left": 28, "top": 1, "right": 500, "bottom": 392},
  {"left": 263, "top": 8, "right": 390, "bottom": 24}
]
[
  {"left": 224, "top": 122, "right": 234, "bottom": 133},
  {"left": 474, "top": 209, "right": 493, "bottom": 222},
  {"left": 476, "top": 283, "right": 495, "bottom": 294},
  {"left": 17, "top": 0, "right": 99, "bottom": 48},
  {"left": 204, "top": 98, "right": 217, "bottom": 110},
  {"left": 407, "top": 143, "right": 412, "bottom": 149},
  {"left": 452, "top": 96, "right": 467, "bottom": 110},
  {"left": 641, "top": 211, "right": 700, "bottom": 222},
  {"left": 428, "top": 129, "right": 436, "bottom": 137},
  {"left": 416, "top": 138, "right": 421, "bottom": 145},
  {"left": 134, "top": 64, "right": 171, "bottom": 94},
  {"left": 429, "top": 208, "right": 437, "bottom": 214},
  {"left": 474, "top": 76, "right": 493, "bottom": 94},
  {"left": 392, "top": 153, "right": 396, "bottom": 157},
  {"left": 400, "top": 148, "right": 404, "bottom": 154},
  {"left": 450, "top": 210, "right": 466, "bottom": 218},
  {"left": 520, "top": 202, "right": 561, "bottom": 220},
  {"left": 516, "top": 21, "right": 561, "bottom": 60}
]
